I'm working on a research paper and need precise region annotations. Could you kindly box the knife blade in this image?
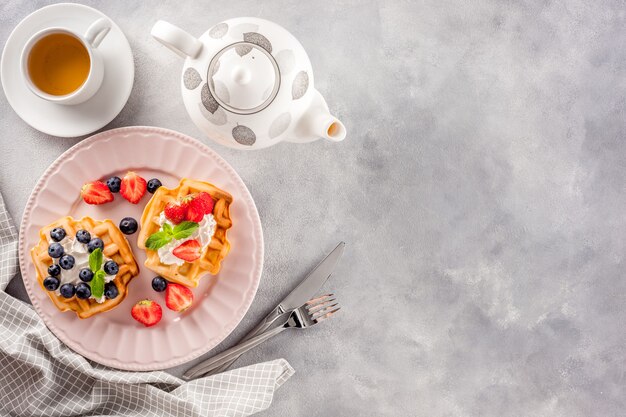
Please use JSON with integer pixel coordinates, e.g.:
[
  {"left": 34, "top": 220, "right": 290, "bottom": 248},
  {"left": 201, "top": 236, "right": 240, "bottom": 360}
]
[
  {"left": 183, "top": 241, "right": 345, "bottom": 380},
  {"left": 277, "top": 241, "right": 345, "bottom": 311}
]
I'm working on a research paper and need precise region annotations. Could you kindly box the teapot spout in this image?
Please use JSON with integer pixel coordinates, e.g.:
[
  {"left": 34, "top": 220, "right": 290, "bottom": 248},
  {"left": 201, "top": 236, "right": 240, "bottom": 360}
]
[
  {"left": 295, "top": 91, "right": 346, "bottom": 143},
  {"left": 287, "top": 90, "right": 347, "bottom": 144},
  {"left": 305, "top": 111, "right": 347, "bottom": 142}
]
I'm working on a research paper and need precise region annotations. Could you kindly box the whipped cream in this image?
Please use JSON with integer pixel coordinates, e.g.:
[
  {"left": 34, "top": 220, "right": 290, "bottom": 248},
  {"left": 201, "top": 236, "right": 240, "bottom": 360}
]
[
  {"left": 156, "top": 212, "right": 216, "bottom": 266},
  {"left": 48, "top": 236, "right": 115, "bottom": 303}
]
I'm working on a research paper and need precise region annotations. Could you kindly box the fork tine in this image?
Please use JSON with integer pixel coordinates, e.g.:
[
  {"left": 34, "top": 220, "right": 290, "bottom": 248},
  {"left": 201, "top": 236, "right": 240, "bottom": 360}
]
[
  {"left": 310, "top": 303, "right": 340, "bottom": 320},
  {"left": 306, "top": 297, "right": 337, "bottom": 313},
  {"left": 312, "top": 306, "right": 341, "bottom": 322},
  {"left": 309, "top": 300, "right": 339, "bottom": 316},
  {"left": 305, "top": 294, "right": 334, "bottom": 307}
]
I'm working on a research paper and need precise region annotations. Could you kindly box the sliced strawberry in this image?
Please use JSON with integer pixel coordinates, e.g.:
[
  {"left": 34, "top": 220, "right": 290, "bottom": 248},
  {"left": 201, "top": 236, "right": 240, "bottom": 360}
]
[
  {"left": 81, "top": 181, "right": 114, "bottom": 205},
  {"left": 186, "top": 193, "right": 212, "bottom": 222},
  {"left": 195, "top": 192, "right": 215, "bottom": 214},
  {"left": 186, "top": 201, "right": 204, "bottom": 222},
  {"left": 172, "top": 239, "right": 201, "bottom": 262},
  {"left": 164, "top": 200, "right": 188, "bottom": 224},
  {"left": 165, "top": 283, "right": 194, "bottom": 312},
  {"left": 131, "top": 299, "right": 162, "bottom": 327},
  {"left": 120, "top": 171, "right": 147, "bottom": 204}
]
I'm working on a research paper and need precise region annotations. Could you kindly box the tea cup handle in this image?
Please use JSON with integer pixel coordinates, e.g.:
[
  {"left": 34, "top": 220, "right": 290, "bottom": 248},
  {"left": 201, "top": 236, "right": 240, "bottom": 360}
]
[
  {"left": 151, "top": 20, "right": 202, "bottom": 59},
  {"left": 84, "top": 18, "right": 111, "bottom": 48}
]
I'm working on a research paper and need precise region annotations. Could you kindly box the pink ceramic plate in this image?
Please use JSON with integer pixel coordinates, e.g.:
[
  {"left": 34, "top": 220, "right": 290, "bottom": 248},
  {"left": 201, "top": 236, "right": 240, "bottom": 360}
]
[{"left": 18, "top": 127, "right": 263, "bottom": 371}]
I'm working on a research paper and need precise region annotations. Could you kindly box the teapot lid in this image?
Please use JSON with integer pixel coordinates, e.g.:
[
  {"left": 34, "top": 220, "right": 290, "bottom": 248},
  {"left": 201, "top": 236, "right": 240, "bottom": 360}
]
[{"left": 207, "top": 42, "right": 280, "bottom": 115}]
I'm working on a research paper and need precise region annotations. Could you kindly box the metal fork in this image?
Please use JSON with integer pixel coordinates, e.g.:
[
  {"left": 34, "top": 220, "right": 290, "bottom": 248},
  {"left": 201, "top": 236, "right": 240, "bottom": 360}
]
[{"left": 184, "top": 294, "right": 340, "bottom": 378}]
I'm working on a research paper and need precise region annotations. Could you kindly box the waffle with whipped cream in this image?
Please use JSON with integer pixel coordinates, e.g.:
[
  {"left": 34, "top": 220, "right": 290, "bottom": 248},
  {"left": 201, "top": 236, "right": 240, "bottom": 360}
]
[
  {"left": 137, "top": 178, "right": 233, "bottom": 287},
  {"left": 30, "top": 216, "right": 139, "bottom": 319}
]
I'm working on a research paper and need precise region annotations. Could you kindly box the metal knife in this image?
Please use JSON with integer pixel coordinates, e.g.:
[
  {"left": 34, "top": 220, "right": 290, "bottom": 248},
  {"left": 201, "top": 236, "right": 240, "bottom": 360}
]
[{"left": 183, "top": 241, "right": 345, "bottom": 380}]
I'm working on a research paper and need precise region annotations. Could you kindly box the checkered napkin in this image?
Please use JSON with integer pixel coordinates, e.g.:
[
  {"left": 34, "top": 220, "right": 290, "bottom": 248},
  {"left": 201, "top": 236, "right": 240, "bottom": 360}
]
[{"left": 0, "top": 192, "right": 294, "bottom": 416}]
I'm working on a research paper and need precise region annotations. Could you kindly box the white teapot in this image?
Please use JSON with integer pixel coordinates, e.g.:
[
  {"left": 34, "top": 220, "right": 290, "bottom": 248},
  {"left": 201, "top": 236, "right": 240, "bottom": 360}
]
[{"left": 151, "top": 17, "right": 346, "bottom": 150}]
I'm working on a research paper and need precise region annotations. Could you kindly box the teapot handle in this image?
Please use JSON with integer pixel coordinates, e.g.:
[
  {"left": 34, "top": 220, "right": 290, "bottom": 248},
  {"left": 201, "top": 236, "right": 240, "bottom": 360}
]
[{"left": 151, "top": 20, "right": 202, "bottom": 59}]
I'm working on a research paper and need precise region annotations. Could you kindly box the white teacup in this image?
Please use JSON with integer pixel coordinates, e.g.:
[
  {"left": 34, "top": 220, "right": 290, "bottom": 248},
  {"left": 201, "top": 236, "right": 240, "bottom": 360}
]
[{"left": 20, "top": 18, "right": 111, "bottom": 105}]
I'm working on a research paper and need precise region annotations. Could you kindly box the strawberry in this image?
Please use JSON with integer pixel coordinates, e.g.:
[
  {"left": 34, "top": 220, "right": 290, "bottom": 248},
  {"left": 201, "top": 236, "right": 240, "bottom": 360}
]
[
  {"left": 120, "top": 171, "right": 147, "bottom": 204},
  {"left": 172, "top": 239, "right": 201, "bottom": 262},
  {"left": 131, "top": 299, "right": 162, "bottom": 327},
  {"left": 81, "top": 181, "right": 114, "bottom": 205},
  {"left": 186, "top": 193, "right": 212, "bottom": 222},
  {"left": 195, "top": 192, "right": 215, "bottom": 214},
  {"left": 165, "top": 283, "right": 194, "bottom": 312},
  {"left": 164, "top": 200, "right": 188, "bottom": 224},
  {"left": 186, "top": 198, "right": 205, "bottom": 223}
]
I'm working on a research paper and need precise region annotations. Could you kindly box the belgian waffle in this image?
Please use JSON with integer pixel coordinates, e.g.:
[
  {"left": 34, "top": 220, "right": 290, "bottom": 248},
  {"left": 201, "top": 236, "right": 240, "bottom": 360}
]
[
  {"left": 30, "top": 216, "right": 140, "bottom": 319},
  {"left": 137, "top": 178, "right": 233, "bottom": 287}
]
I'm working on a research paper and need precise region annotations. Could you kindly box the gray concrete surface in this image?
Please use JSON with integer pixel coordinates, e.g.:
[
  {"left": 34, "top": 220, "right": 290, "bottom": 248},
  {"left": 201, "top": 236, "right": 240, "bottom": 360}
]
[{"left": 1, "top": 1, "right": 625, "bottom": 416}]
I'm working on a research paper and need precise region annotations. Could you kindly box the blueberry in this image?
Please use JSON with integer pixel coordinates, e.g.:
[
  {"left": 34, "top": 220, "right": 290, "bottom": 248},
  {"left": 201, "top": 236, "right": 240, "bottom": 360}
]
[
  {"left": 50, "top": 227, "right": 66, "bottom": 242},
  {"left": 47, "top": 264, "right": 61, "bottom": 277},
  {"left": 104, "top": 282, "right": 119, "bottom": 299},
  {"left": 87, "top": 238, "right": 104, "bottom": 253},
  {"left": 59, "top": 255, "right": 75, "bottom": 270},
  {"left": 75, "top": 283, "right": 91, "bottom": 299},
  {"left": 103, "top": 260, "right": 119, "bottom": 275},
  {"left": 43, "top": 276, "right": 60, "bottom": 291},
  {"left": 106, "top": 176, "right": 121, "bottom": 193},
  {"left": 79, "top": 268, "right": 94, "bottom": 282},
  {"left": 59, "top": 283, "right": 75, "bottom": 298},
  {"left": 48, "top": 243, "right": 64, "bottom": 258},
  {"left": 119, "top": 217, "right": 138, "bottom": 235},
  {"left": 76, "top": 229, "right": 91, "bottom": 244},
  {"left": 147, "top": 178, "right": 162, "bottom": 193},
  {"left": 151, "top": 276, "right": 168, "bottom": 292}
]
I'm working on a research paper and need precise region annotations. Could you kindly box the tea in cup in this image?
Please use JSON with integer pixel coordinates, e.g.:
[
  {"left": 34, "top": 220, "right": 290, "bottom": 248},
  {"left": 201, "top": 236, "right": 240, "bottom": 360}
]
[{"left": 21, "top": 18, "right": 111, "bottom": 105}]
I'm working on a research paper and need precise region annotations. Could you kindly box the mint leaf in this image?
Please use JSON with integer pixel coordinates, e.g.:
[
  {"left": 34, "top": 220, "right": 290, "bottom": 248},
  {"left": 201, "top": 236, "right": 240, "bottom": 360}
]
[
  {"left": 146, "top": 222, "right": 197, "bottom": 250},
  {"left": 91, "top": 270, "right": 105, "bottom": 298},
  {"left": 173, "top": 221, "right": 199, "bottom": 239},
  {"left": 146, "top": 231, "right": 172, "bottom": 250},
  {"left": 89, "top": 248, "right": 103, "bottom": 272}
]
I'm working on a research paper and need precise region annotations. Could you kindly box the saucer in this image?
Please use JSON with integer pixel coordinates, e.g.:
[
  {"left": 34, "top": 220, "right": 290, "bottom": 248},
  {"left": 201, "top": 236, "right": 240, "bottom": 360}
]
[{"left": 1, "top": 3, "right": 134, "bottom": 138}]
